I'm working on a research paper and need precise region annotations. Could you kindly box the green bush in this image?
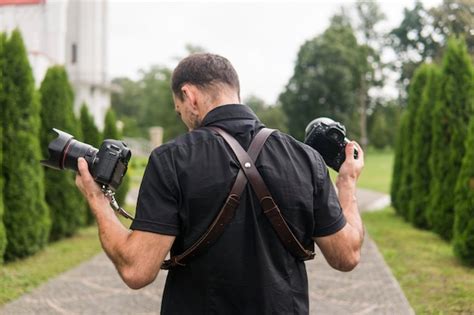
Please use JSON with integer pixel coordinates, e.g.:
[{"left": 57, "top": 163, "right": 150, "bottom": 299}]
[
  {"left": 79, "top": 104, "right": 101, "bottom": 224},
  {"left": 40, "top": 66, "right": 85, "bottom": 240},
  {"left": 103, "top": 109, "right": 129, "bottom": 206},
  {"left": 80, "top": 103, "right": 101, "bottom": 148},
  {"left": 397, "top": 67, "right": 429, "bottom": 219},
  {"left": 427, "top": 38, "right": 474, "bottom": 240},
  {"left": 2, "top": 30, "right": 50, "bottom": 260},
  {"left": 0, "top": 32, "right": 7, "bottom": 262},
  {"left": 453, "top": 117, "right": 474, "bottom": 265},
  {"left": 390, "top": 112, "right": 408, "bottom": 213},
  {"left": 409, "top": 64, "right": 441, "bottom": 228}
]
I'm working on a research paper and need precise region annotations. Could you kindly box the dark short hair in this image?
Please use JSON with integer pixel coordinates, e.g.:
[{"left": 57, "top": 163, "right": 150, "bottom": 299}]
[{"left": 171, "top": 53, "right": 240, "bottom": 100}]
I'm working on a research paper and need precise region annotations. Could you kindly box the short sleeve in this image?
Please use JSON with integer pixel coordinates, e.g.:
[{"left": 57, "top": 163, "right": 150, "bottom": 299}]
[
  {"left": 312, "top": 158, "right": 346, "bottom": 237},
  {"left": 129, "top": 150, "right": 180, "bottom": 236}
]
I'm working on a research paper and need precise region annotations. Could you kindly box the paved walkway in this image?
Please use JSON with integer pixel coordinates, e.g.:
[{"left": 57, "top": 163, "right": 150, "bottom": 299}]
[{"left": 0, "top": 189, "right": 413, "bottom": 314}]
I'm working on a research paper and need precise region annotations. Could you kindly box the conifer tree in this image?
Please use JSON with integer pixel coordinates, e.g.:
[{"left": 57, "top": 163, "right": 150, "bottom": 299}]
[
  {"left": 409, "top": 64, "right": 441, "bottom": 228},
  {"left": 0, "top": 32, "right": 7, "bottom": 262},
  {"left": 427, "top": 37, "right": 474, "bottom": 240},
  {"left": 40, "top": 66, "right": 85, "bottom": 240},
  {"left": 79, "top": 103, "right": 101, "bottom": 224},
  {"left": 80, "top": 103, "right": 101, "bottom": 148},
  {"left": 391, "top": 112, "right": 408, "bottom": 214},
  {"left": 2, "top": 30, "right": 50, "bottom": 259},
  {"left": 396, "top": 66, "right": 429, "bottom": 219},
  {"left": 453, "top": 117, "right": 474, "bottom": 265},
  {"left": 103, "top": 108, "right": 130, "bottom": 206}
]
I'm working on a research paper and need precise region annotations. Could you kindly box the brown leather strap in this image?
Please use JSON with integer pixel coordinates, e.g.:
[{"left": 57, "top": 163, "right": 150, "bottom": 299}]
[
  {"left": 209, "top": 127, "right": 315, "bottom": 262},
  {"left": 161, "top": 128, "right": 274, "bottom": 270}
]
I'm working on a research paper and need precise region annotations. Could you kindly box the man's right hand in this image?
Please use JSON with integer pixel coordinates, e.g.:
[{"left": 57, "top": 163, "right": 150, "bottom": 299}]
[
  {"left": 314, "top": 141, "right": 365, "bottom": 272},
  {"left": 336, "top": 142, "right": 364, "bottom": 189}
]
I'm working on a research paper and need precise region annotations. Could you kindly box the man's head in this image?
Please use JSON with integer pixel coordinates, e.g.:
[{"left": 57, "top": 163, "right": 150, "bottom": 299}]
[{"left": 171, "top": 53, "right": 240, "bottom": 130}]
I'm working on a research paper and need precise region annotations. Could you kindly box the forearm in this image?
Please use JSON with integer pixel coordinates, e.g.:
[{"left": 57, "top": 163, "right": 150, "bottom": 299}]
[
  {"left": 88, "top": 195, "right": 133, "bottom": 272},
  {"left": 336, "top": 176, "right": 364, "bottom": 246}
]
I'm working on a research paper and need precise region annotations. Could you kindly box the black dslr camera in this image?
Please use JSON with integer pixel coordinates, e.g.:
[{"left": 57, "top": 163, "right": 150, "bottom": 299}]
[
  {"left": 41, "top": 128, "right": 131, "bottom": 191},
  {"left": 304, "top": 118, "right": 358, "bottom": 172}
]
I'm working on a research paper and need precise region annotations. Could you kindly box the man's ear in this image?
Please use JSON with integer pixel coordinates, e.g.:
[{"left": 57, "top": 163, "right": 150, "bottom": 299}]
[{"left": 181, "top": 84, "right": 200, "bottom": 112}]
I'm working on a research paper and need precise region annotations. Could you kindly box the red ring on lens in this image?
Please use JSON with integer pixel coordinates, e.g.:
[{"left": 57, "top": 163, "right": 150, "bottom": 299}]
[{"left": 61, "top": 140, "right": 73, "bottom": 169}]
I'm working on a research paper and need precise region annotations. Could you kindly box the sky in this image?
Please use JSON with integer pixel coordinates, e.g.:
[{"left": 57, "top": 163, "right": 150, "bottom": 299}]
[{"left": 108, "top": 0, "right": 442, "bottom": 104}]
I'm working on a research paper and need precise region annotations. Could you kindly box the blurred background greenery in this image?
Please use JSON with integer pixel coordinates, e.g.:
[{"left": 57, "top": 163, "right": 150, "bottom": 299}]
[{"left": 0, "top": 0, "right": 473, "bottom": 313}]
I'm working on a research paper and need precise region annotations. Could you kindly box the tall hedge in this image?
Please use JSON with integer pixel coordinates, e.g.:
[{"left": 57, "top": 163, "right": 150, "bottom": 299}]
[
  {"left": 397, "top": 66, "right": 429, "bottom": 220},
  {"left": 453, "top": 117, "right": 474, "bottom": 265},
  {"left": 390, "top": 112, "right": 408, "bottom": 213},
  {"left": 0, "top": 33, "right": 7, "bottom": 262},
  {"left": 79, "top": 103, "right": 101, "bottom": 224},
  {"left": 80, "top": 103, "right": 101, "bottom": 148},
  {"left": 427, "top": 38, "right": 474, "bottom": 240},
  {"left": 103, "top": 108, "right": 130, "bottom": 206},
  {"left": 2, "top": 30, "right": 50, "bottom": 260},
  {"left": 408, "top": 64, "right": 441, "bottom": 228},
  {"left": 40, "top": 66, "right": 85, "bottom": 240}
]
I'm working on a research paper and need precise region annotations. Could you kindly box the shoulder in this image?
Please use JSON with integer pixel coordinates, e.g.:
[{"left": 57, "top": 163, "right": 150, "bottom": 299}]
[
  {"left": 148, "top": 128, "right": 216, "bottom": 160},
  {"left": 268, "top": 130, "right": 326, "bottom": 165},
  {"left": 266, "top": 129, "right": 328, "bottom": 183}
]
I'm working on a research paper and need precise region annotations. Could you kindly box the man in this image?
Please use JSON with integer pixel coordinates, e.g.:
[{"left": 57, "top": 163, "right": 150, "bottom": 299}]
[{"left": 75, "top": 53, "right": 364, "bottom": 314}]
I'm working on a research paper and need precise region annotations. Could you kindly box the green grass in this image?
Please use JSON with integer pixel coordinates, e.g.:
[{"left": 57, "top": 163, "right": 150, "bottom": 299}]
[
  {"left": 0, "top": 226, "right": 101, "bottom": 305},
  {"left": 363, "top": 207, "right": 474, "bottom": 314},
  {"left": 330, "top": 149, "right": 394, "bottom": 193},
  {"left": 0, "top": 156, "right": 147, "bottom": 306},
  {"left": 357, "top": 149, "right": 393, "bottom": 193}
]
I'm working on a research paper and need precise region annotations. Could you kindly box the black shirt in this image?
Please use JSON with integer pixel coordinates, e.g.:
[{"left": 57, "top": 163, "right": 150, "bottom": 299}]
[{"left": 130, "top": 104, "right": 346, "bottom": 314}]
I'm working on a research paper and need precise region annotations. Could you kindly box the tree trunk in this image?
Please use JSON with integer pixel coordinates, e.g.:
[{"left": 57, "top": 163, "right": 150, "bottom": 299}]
[{"left": 359, "top": 77, "right": 368, "bottom": 149}]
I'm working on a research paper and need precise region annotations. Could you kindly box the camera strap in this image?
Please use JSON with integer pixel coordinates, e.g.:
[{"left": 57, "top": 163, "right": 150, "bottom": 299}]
[{"left": 161, "top": 127, "right": 315, "bottom": 270}]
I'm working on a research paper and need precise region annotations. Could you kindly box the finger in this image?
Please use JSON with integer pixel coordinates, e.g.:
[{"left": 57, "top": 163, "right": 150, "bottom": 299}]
[
  {"left": 352, "top": 141, "right": 364, "bottom": 161},
  {"left": 345, "top": 142, "right": 355, "bottom": 162},
  {"left": 77, "top": 158, "right": 94, "bottom": 183}
]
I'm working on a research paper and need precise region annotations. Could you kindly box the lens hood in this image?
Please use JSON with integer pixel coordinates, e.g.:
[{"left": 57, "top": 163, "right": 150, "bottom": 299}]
[{"left": 40, "top": 128, "right": 74, "bottom": 170}]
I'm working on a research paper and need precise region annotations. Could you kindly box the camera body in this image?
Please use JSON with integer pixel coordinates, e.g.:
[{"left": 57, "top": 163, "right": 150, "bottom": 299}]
[
  {"left": 41, "top": 128, "right": 131, "bottom": 191},
  {"left": 304, "top": 118, "right": 358, "bottom": 172}
]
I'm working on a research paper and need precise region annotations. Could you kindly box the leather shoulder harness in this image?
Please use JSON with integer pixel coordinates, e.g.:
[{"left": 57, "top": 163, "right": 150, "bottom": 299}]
[{"left": 161, "top": 127, "right": 315, "bottom": 270}]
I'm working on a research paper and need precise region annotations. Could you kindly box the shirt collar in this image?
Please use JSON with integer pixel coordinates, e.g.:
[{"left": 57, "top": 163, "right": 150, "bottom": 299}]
[{"left": 200, "top": 104, "right": 260, "bottom": 127}]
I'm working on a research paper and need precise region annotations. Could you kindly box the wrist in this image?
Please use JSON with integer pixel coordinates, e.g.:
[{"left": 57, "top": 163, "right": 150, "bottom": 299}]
[
  {"left": 336, "top": 175, "right": 357, "bottom": 189},
  {"left": 89, "top": 193, "right": 109, "bottom": 211}
]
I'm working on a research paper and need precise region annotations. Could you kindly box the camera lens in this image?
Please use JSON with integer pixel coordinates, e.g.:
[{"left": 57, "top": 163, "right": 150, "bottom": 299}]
[{"left": 41, "top": 128, "right": 98, "bottom": 172}]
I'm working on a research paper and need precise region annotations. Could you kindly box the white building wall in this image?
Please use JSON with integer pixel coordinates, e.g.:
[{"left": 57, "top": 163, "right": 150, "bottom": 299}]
[
  {"left": 65, "top": 0, "right": 109, "bottom": 129},
  {"left": 0, "top": 0, "right": 110, "bottom": 130}
]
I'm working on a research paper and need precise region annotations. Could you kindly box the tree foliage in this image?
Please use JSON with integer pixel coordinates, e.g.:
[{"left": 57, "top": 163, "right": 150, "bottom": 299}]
[
  {"left": 2, "top": 30, "right": 50, "bottom": 259},
  {"left": 391, "top": 112, "right": 409, "bottom": 214},
  {"left": 245, "top": 95, "right": 288, "bottom": 133},
  {"left": 397, "top": 65, "right": 429, "bottom": 219},
  {"left": 409, "top": 64, "right": 441, "bottom": 228},
  {"left": 367, "top": 102, "right": 401, "bottom": 150},
  {"left": 79, "top": 103, "right": 101, "bottom": 224},
  {"left": 427, "top": 38, "right": 473, "bottom": 240},
  {"left": 355, "top": 0, "right": 385, "bottom": 148},
  {"left": 430, "top": 0, "right": 474, "bottom": 57},
  {"left": 40, "top": 66, "right": 85, "bottom": 241},
  {"left": 111, "top": 66, "right": 187, "bottom": 141},
  {"left": 103, "top": 108, "right": 130, "bottom": 206},
  {"left": 80, "top": 103, "right": 101, "bottom": 148},
  {"left": 103, "top": 108, "right": 119, "bottom": 139},
  {"left": 453, "top": 117, "right": 474, "bottom": 265},
  {"left": 279, "top": 13, "right": 366, "bottom": 141},
  {"left": 389, "top": 0, "right": 473, "bottom": 94},
  {"left": 0, "top": 32, "right": 7, "bottom": 262}
]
